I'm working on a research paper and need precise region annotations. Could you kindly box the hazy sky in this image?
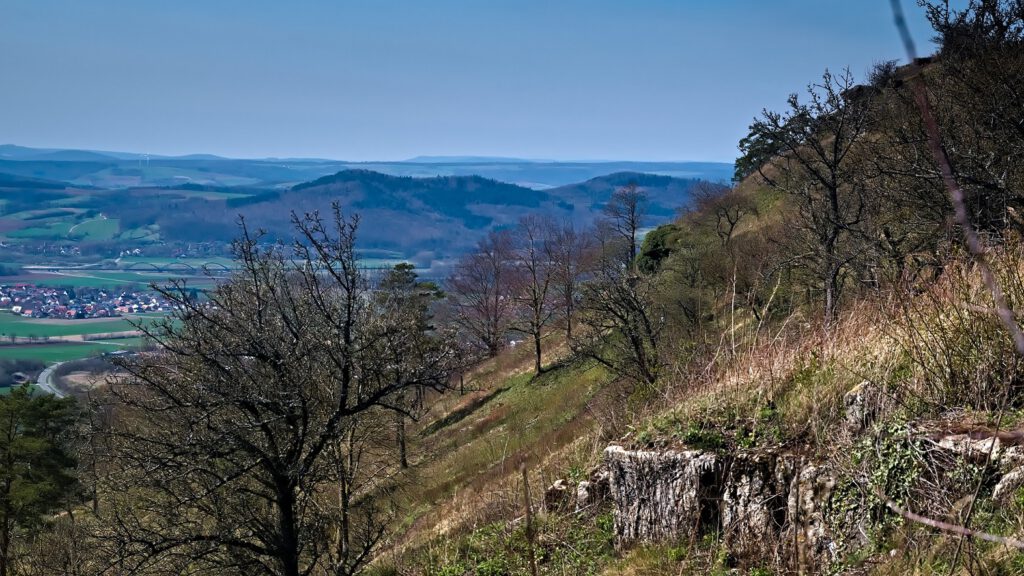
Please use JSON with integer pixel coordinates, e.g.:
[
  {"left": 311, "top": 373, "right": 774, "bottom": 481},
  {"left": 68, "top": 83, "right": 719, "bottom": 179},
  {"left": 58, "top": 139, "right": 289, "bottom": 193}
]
[{"left": 0, "top": 1, "right": 948, "bottom": 162}]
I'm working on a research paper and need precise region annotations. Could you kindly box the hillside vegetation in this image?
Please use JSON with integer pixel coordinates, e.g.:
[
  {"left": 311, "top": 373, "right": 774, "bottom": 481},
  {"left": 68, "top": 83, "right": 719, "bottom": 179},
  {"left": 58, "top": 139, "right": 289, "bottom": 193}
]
[{"left": 3, "top": 2, "right": 1024, "bottom": 576}]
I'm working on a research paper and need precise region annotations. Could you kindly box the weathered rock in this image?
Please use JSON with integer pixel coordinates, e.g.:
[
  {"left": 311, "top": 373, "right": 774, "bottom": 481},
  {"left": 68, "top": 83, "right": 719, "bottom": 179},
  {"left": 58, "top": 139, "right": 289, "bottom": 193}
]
[
  {"left": 576, "top": 469, "right": 610, "bottom": 511},
  {"left": 544, "top": 479, "right": 571, "bottom": 512},
  {"left": 934, "top": 433, "right": 1024, "bottom": 469},
  {"left": 721, "top": 452, "right": 796, "bottom": 561},
  {"left": 604, "top": 445, "right": 724, "bottom": 547},
  {"left": 843, "top": 381, "right": 881, "bottom": 434},
  {"left": 603, "top": 431, "right": 1024, "bottom": 569},
  {"left": 994, "top": 467, "right": 1024, "bottom": 503},
  {"left": 604, "top": 445, "right": 855, "bottom": 569},
  {"left": 785, "top": 463, "right": 845, "bottom": 570}
]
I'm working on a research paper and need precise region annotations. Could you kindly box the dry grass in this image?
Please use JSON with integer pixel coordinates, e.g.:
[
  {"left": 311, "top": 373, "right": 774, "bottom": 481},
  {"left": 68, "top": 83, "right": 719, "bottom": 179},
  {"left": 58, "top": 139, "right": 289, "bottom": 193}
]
[
  {"left": 380, "top": 332, "right": 626, "bottom": 564},
  {"left": 633, "top": 298, "right": 900, "bottom": 453}
]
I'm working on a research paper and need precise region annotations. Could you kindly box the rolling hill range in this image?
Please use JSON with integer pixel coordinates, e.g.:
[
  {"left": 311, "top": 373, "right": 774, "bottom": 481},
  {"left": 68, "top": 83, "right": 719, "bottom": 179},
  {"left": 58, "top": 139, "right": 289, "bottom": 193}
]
[
  {"left": 0, "top": 145, "right": 732, "bottom": 189},
  {"left": 0, "top": 167, "right": 707, "bottom": 272}
]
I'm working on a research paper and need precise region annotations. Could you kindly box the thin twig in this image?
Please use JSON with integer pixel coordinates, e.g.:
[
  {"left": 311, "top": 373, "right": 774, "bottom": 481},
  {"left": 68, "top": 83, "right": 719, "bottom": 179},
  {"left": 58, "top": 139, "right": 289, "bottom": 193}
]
[
  {"left": 890, "top": 0, "right": 1023, "bottom": 568},
  {"left": 880, "top": 493, "right": 1024, "bottom": 549}
]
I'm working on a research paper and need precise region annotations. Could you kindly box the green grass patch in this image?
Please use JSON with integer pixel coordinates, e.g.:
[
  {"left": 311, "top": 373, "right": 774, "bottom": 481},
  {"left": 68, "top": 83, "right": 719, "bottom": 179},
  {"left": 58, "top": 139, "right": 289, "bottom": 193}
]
[
  {"left": 9, "top": 271, "right": 217, "bottom": 289},
  {"left": 0, "top": 314, "right": 162, "bottom": 338},
  {"left": 409, "top": 358, "right": 612, "bottom": 508},
  {"left": 7, "top": 221, "right": 74, "bottom": 239},
  {"left": 68, "top": 217, "right": 119, "bottom": 241},
  {"left": 0, "top": 341, "right": 135, "bottom": 362},
  {"left": 412, "top": 512, "right": 615, "bottom": 576}
]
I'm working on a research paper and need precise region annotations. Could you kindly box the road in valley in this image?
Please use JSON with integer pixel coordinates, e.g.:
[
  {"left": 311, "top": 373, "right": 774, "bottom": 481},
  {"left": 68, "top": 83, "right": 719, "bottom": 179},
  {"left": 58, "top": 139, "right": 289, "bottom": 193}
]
[{"left": 36, "top": 362, "right": 66, "bottom": 397}]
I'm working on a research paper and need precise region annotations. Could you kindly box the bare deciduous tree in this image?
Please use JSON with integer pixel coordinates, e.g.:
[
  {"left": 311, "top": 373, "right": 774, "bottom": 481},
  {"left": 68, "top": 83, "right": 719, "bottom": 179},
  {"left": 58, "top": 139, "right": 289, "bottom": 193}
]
[
  {"left": 95, "top": 207, "right": 455, "bottom": 576},
  {"left": 753, "top": 68, "right": 871, "bottom": 328},
  {"left": 691, "top": 181, "right": 757, "bottom": 250},
  {"left": 509, "top": 215, "right": 557, "bottom": 376},
  {"left": 547, "top": 221, "right": 593, "bottom": 342},
  {"left": 573, "top": 224, "right": 663, "bottom": 387},
  {"left": 447, "top": 230, "right": 516, "bottom": 357},
  {"left": 603, "top": 183, "right": 649, "bottom": 267}
]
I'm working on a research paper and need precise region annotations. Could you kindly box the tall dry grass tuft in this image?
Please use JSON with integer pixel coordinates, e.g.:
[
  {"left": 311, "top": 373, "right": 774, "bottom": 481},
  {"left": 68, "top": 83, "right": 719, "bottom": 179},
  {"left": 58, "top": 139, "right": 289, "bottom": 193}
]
[
  {"left": 641, "top": 296, "right": 901, "bottom": 451},
  {"left": 889, "top": 243, "right": 1024, "bottom": 414}
]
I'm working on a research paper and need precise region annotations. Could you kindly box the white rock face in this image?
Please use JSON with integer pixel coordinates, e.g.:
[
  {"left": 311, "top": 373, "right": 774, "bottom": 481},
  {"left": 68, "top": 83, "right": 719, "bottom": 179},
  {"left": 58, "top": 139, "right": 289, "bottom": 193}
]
[
  {"left": 721, "top": 452, "right": 796, "bottom": 561},
  {"left": 603, "top": 446, "right": 850, "bottom": 569},
  {"left": 604, "top": 445, "right": 724, "bottom": 547},
  {"left": 843, "top": 380, "right": 881, "bottom": 434},
  {"left": 603, "top": 433, "right": 1024, "bottom": 569},
  {"left": 784, "top": 463, "right": 844, "bottom": 569}
]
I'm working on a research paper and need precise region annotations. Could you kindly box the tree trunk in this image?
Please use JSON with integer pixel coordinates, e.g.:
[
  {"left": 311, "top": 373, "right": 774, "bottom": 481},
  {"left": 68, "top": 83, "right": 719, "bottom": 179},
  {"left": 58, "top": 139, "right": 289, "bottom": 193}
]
[
  {"left": 276, "top": 482, "right": 301, "bottom": 576},
  {"left": 0, "top": 515, "right": 10, "bottom": 576},
  {"left": 533, "top": 329, "right": 543, "bottom": 376},
  {"left": 396, "top": 412, "right": 408, "bottom": 469},
  {"left": 824, "top": 260, "right": 840, "bottom": 330}
]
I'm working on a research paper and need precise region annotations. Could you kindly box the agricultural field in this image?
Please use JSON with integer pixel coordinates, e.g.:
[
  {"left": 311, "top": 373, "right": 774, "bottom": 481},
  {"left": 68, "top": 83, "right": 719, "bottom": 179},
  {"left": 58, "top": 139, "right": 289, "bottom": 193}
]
[
  {"left": 67, "top": 217, "right": 119, "bottom": 240},
  {"left": 7, "top": 221, "right": 74, "bottom": 239},
  {"left": 116, "top": 256, "right": 237, "bottom": 269},
  {"left": 0, "top": 340, "right": 141, "bottom": 363},
  {"left": 3, "top": 270, "right": 221, "bottom": 289},
  {"left": 0, "top": 313, "right": 163, "bottom": 339}
]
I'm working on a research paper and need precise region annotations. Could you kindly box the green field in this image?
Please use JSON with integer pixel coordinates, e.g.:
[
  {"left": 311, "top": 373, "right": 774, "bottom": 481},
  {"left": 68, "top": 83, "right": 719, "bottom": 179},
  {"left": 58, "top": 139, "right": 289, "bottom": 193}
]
[
  {"left": 118, "top": 256, "right": 237, "bottom": 268},
  {"left": 8, "top": 221, "right": 74, "bottom": 239},
  {"left": 68, "top": 217, "right": 119, "bottom": 240},
  {"left": 51, "top": 194, "right": 94, "bottom": 207},
  {"left": 0, "top": 341, "right": 138, "bottom": 363},
  {"left": 119, "top": 225, "right": 161, "bottom": 242},
  {"left": 5, "top": 271, "right": 219, "bottom": 289},
  {"left": 3, "top": 208, "right": 85, "bottom": 221},
  {"left": 0, "top": 314, "right": 163, "bottom": 338},
  {"left": 163, "top": 190, "right": 251, "bottom": 200}
]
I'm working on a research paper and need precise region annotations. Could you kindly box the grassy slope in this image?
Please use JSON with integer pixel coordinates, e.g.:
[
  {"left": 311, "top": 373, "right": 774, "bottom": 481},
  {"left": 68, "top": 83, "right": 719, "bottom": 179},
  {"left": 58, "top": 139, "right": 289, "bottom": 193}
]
[
  {"left": 392, "top": 170, "right": 1024, "bottom": 573},
  {"left": 68, "top": 217, "right": 119, "bottom": 240},
  {"left": 380, "top": 338, "right": 629, "bottom": 574}
]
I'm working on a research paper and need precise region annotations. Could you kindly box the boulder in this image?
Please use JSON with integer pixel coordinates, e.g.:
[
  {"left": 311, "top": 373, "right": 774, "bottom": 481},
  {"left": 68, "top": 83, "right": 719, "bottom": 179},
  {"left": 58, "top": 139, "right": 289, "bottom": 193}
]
[
  {"left": 843, "top": 381, "right": 881, "bottom": 434},
  {"left": 576, "top": 469, "right": 610, "bottom": 512},
  {"left": 784, "top": 463, "right": 846, "bottom": 570},
  {"left": 994, "top": 467, "right": 1024, "bottom": 503},
  {"left": 544, "top": 479, "right": 572, "bottom": 512}
]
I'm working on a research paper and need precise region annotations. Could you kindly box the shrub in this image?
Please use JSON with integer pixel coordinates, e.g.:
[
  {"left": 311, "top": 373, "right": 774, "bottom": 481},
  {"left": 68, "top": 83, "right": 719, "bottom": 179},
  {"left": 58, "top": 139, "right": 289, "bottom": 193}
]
[{"left": 892, "top": 245, "right": 1024, "bottom": 412}]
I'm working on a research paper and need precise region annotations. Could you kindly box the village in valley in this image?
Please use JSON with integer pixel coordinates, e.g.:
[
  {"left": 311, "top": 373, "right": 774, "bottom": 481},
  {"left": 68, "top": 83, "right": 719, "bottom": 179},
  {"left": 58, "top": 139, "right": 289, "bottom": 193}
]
[{"left": 0, "top": 282, "right": 172, "bottom": 320}]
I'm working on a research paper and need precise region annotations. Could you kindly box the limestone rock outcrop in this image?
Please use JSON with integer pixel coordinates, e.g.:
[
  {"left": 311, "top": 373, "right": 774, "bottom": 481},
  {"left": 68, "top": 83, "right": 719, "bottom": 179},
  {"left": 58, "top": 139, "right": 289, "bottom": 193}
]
[{"left": 603, "top": 445, "right": 855, "bottom": 569}]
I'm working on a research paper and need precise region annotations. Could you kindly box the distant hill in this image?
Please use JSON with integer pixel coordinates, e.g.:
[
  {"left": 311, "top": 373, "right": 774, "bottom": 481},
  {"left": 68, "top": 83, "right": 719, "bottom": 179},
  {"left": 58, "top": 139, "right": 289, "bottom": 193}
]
[
  {"left": 0, "top": 145, "right": 732, "bottom": 190},
  {"left": 0, "top": 172, "right": 69, "bottom": 190},
  {"left": 217, "top": 170, "right": 701, "bottom": 263},
  {"left": 0, "top": 169, "right": 702, "bottom": 272},
  {"left": 404, "top": 155, "right": 551, "bottom": 164}
]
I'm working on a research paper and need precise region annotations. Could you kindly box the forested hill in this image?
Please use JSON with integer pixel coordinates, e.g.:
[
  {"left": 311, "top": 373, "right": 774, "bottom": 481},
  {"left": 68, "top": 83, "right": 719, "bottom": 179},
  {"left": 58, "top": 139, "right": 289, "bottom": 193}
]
[
  {"left": 0, "top": 167, "right": 704, "bottom": 268},
  {"left": 225, "top": 170, "right": 700, "bottom": 258}
]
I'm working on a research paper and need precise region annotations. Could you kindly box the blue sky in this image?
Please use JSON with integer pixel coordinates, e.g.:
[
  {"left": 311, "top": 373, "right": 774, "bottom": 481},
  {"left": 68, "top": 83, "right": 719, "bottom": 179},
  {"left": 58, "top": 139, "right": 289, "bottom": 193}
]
[{"left": 0, "top": 1, "right": 950, "bottom": 162}]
